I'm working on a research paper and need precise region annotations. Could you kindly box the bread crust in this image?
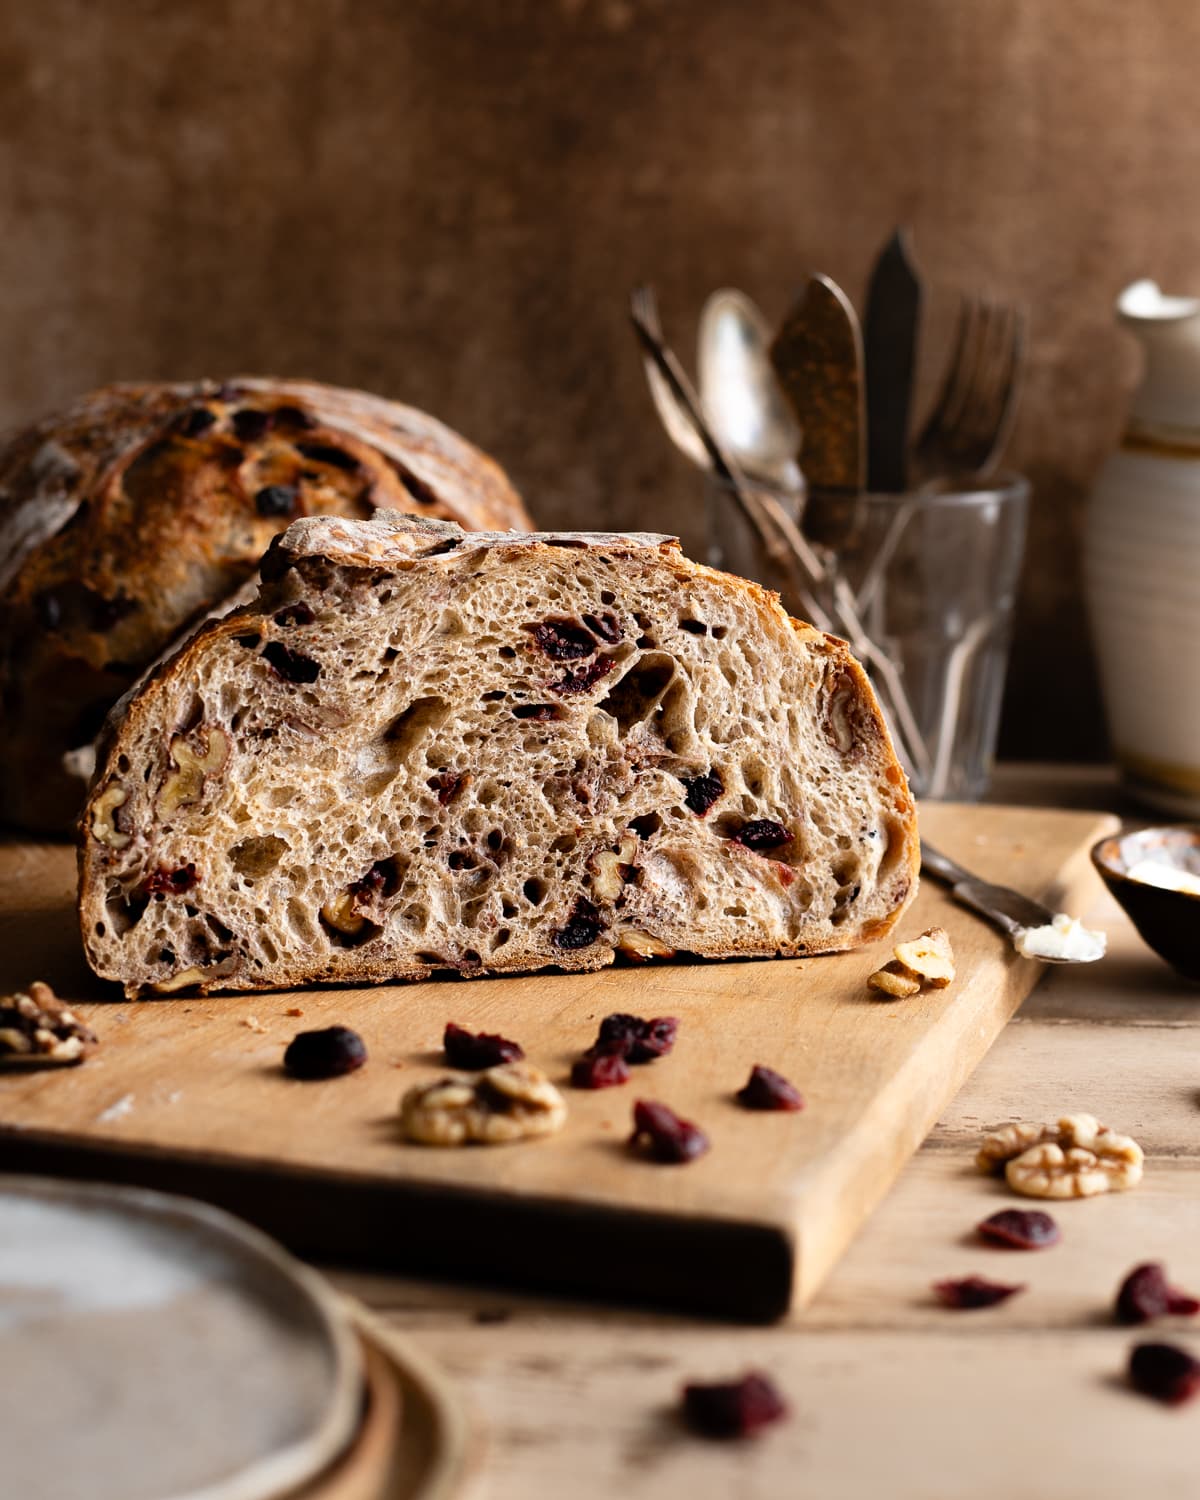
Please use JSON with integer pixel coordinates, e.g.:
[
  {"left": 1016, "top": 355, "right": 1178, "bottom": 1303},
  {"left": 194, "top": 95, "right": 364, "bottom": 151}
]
[
  {"left": 78, "top": 514, "right": 920, "bottom": 996},
  {"left": 0, "top": 379, "right": 528, "bottom": 833}
]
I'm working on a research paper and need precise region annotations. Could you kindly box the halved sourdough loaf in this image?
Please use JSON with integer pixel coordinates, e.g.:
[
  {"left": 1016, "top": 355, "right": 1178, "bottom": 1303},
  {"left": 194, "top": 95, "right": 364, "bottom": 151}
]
[{"left": 78, "top": 514, "right": 919, "bottom": 995}]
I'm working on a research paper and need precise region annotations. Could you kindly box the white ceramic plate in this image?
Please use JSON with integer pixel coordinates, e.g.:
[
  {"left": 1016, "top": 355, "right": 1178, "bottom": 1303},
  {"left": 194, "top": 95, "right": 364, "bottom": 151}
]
[{"left": 0, "top": 1175, "right": 363, "bottom": 1500}]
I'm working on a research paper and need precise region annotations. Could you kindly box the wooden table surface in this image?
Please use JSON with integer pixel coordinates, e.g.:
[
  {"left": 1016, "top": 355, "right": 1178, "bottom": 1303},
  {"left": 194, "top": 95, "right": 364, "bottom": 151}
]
[{"left": 325, "top": 766, "right": 1200, "bottom": 1499}]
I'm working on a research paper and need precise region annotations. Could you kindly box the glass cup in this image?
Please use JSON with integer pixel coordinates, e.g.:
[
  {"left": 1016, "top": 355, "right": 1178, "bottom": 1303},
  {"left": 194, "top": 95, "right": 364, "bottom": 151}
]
[{"left": 706, "top": 474, "right": 1030, "bottom": 802}]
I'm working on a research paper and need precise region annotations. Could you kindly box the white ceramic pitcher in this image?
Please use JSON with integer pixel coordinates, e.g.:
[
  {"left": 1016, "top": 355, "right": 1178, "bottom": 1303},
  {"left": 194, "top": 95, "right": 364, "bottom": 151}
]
[{"left": 1085, "top": 279, "right": 1200, "bottom": 816}]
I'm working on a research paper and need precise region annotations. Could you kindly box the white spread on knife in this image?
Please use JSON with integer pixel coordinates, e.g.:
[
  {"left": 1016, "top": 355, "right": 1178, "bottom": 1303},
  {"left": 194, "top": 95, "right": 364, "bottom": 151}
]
[
  {"left": 1126, "top": 858, "right": 1200, "bottom": 897},
  {"left": 1014, "top": 913, "right": 1107, "bottom": 963}
]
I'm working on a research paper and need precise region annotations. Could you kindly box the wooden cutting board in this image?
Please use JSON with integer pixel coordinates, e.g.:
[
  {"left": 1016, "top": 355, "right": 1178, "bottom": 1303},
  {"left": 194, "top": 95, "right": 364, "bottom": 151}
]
[{"left": 0, "top": 803, "right": 1116, "bottom": 1322}]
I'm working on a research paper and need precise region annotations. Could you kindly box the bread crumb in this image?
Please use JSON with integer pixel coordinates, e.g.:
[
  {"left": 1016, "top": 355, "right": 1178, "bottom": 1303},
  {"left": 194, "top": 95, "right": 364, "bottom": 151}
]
[{"left": 242, "top": 1015, "right": 268, "bottom": 1033}]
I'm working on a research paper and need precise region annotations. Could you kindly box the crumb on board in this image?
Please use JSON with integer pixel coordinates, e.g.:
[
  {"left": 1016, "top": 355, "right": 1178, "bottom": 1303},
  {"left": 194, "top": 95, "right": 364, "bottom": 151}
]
[{"left": 96, "top": 1092, "right": 135, "bottom": 1124}]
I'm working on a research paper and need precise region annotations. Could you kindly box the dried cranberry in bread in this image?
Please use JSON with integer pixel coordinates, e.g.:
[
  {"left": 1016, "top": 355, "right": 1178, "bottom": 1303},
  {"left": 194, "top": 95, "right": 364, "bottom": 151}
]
[
  {"left": 0, "top": 378, "right": 528, "bottom": 833},
  {"left": 78, "top": 514, "right": 919, "bottom": 996}
]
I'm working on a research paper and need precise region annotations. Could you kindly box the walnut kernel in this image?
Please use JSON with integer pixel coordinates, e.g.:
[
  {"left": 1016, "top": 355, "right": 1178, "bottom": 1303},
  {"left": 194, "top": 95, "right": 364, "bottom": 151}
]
[
  {"left": 159, "top": 725, "right": 229, "bottom": 815},
  {"left": 894, "top": 926, "right": 955, "bottom": 987},
  {"left": 616, "top": 928, "right": 675, "bottom": 961},
  {"left": 867, "top": 961, "right": 921, "bottom": 998},
  {"left": 320, "top": 891, "right": 366, "bottom": 937},
  {"left": 976, "top": 1120, "right": 1058, "bottom": 1175},
  {"left": 150, "top": 965, "right": 210, "bottom": 994},
  {"left": 92, "top": 783, "right": 131, "bottom": 849},
  {"left": 0, "top": 982, "right": 97, "bottom": 1066},
  {"left": 400, "top": 1061, "right": 567, "bottom": 1146},
  {"left": 977, "top": 1113, "right": 1144, "bottom": 1198},
  {"left": 1006, "top": 1114, "right": 1144, "bottom": 1199},
  {"left": 589, "top": 833, "right": 639, "bottom": 903},
  {"left": 868, "top": 926, "right": 956, "bottom": 999}
]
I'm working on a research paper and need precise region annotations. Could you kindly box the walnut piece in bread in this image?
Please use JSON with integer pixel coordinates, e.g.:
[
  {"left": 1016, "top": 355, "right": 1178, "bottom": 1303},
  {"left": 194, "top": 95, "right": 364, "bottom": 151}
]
[
  {"left": 78, "top": 513, "right": 919, "bottom": 995},
  {"left": 0, "top": 378, "right": 530, "bottom": 834}
]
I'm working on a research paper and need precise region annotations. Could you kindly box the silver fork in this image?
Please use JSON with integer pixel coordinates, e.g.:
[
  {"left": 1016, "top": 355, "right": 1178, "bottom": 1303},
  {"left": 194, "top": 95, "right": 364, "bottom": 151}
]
[{"left": 914, "top": 295, "right": 1026, "bottom": 480}]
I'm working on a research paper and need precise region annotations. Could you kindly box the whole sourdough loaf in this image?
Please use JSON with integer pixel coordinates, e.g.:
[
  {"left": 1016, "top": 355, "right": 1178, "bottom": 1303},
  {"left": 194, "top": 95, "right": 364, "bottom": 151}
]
[
  {"left": 0, "top": 378, "right": 528, "bottom": 833},
  {"left": 79, "top": 514, "right": 919, "bottom": 996}
]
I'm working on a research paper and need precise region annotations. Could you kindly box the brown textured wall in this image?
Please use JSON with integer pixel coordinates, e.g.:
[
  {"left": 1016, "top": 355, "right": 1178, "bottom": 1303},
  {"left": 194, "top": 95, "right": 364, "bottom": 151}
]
[{"left": 0, "top": 0, "right": 1193, "bottom": 758}]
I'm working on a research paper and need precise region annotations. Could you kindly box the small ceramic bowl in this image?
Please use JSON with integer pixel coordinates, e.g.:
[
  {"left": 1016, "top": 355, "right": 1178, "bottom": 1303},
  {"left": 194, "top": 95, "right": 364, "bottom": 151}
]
[{"left": 1091, "top": 825, "right": 1200, "bottom": 981}]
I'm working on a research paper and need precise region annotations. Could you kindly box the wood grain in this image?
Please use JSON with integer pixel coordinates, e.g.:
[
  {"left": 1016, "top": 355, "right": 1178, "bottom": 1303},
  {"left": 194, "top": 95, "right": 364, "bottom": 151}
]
[
  {"left": 328, "top": 877, "right": 1200, "bottom": 1500},
  {"left": 0, "top": 803, "right": 1116, "bottom": 1318}
]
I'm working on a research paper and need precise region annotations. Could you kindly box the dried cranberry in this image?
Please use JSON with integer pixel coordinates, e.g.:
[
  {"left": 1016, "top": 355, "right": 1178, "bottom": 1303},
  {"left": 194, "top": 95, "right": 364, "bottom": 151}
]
[
  {"left": 429, "top": 772, "right": 464, "bottom": 804},
  {"left": 142, "top": 863, "right": 200, "bottom": 897},
  {"left": 551, "top": 657, "right": 616, "bottom": 695},
  {"left": 582, "top": 610, "right": 622, "bottom": 643},
  {"left": 283, "top": 1025, "right": 367, "bottom": 1080},
  {"left": 1129, "top": 1342, "right": 1200, "bottom": 1405},
  {"left": 443, "top": 1021, "right": 524, "bottom": 1070},
  {"left": 263, "top": 641, "right": 321, "bottom": 683},
  {"left": 232, "top": 408, "right": 273, "bottom": 442},
  {"left": 274, "top": 601, "right": 314, "bottom": 627},
  {"left": 177, "top": 406, "right": 216, "bottom": 437},
  {"left": 296, "top": 441, "right": 360, "bottom": 471},
  {"left": 255, "top": 483, "right": 299, "bottom": 517},
  {"left": 1116, "top": 1264, "right": 1200, "bottom": 1325},
  {"left": 553, "top": 899, "right": 602, "bottom": 950},
  {"left": 681, "top": 1371, "right": 788, "bottom": 1439},
  {"left": 976, "top": 1209, "right": 1061, "bottom": 1251},
  {"left": 597, "top": 1013, "right": 677, "bottom": 1063},
  {"left": 630, "top": 1099, "right": 709, "bottom": 1163},
  {"left": 513, "top": 704, "right": 560, "bottom": 721},
  {"left": 681, "top": 771, "right": 723, "bottom": 816},
  {"left": 351, "top": 858, "right": 401, "bottom": 901},
  {"left": 736, "top": 1064, "right": 804, "bottom": 1112},
  {"left": 527, "top": 618, "right": 596, "bottom": 660},
  {"left": 570, "top": 1045, "right": 631, "bottom": 1090},
  {"left": 736, "top": 820, "right": 792, "bottom": 852},
  {"left": 933, "top": 1275, "right": 1024, "bottom": 1310}
]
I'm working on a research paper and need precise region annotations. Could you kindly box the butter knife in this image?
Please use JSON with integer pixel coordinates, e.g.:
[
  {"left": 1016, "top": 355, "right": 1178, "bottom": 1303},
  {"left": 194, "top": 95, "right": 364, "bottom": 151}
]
[
  {"left": 864, "top": 227, "right": 922, "bottom": 493},
  {"left": 769, "top": 274, "right": 865, "bottom": 551}
]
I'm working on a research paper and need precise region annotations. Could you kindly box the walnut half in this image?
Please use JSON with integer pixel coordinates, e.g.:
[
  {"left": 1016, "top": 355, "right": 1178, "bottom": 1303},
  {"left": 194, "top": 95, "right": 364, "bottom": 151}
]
[
  {"left": 400, "top": 1061, "right": 567, "bottom": 1146},
  {"left": 977, "top": 1113, "right": 1144, "bottom": 1199}
]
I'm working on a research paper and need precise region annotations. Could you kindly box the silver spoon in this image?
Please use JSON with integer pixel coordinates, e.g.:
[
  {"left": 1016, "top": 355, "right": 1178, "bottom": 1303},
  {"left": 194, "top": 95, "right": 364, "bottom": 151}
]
[
  {"left": 921, "top": 842, "right": 1105, "bottom": 963},
  {"left": 697, "top": 289, "right": 804, "bottom": 502}
]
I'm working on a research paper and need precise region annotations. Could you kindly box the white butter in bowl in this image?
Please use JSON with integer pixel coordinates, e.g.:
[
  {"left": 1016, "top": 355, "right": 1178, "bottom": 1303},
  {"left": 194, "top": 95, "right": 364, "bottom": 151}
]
[
  {"left": 1014, "top": 912, "right": 1107, "bottom": 963},
  {"left": 1126, "top": 858, "right": 1200, "bottom": 897}
]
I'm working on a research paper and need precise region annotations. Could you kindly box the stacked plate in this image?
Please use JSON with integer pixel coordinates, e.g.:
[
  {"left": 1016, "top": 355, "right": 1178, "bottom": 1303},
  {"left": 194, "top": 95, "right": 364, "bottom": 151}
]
[{"left": 0, "top": 1177, "right": 445, "bottom": 1500}]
